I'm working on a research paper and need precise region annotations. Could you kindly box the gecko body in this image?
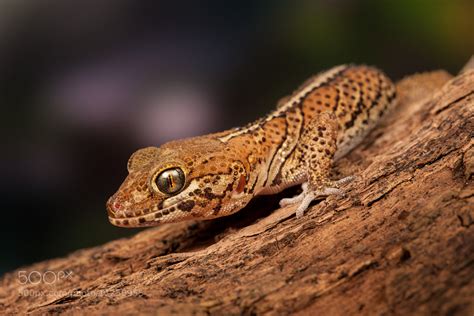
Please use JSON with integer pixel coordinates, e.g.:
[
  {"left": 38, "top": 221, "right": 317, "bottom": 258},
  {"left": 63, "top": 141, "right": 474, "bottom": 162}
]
[{"left": 107, "top": 65, "right": 396, "bottom": 227}]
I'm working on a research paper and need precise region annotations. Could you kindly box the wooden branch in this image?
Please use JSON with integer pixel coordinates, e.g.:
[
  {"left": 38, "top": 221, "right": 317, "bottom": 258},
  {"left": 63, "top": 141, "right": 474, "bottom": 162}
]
[{"left": 1, "top": 65, "right": 473, "bottom": 315}]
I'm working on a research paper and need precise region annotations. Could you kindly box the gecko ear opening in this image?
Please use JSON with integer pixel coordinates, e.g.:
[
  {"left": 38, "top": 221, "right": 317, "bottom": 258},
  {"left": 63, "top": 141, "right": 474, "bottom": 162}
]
[{"left": 127, "top": 147, "right": 161, "bottom": 173}]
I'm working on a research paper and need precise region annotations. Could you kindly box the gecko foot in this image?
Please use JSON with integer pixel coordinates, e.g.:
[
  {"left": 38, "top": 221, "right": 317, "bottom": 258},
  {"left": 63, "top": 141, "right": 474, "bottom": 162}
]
[{"left": 279, "top": 176, "right": 355, "bottom": 218}]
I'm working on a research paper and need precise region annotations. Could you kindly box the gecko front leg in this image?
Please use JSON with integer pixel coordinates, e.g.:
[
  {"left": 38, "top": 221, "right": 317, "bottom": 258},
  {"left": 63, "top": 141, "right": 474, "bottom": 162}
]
[{"left": 279, "top": 112, "right": 354, "bottom": 218}]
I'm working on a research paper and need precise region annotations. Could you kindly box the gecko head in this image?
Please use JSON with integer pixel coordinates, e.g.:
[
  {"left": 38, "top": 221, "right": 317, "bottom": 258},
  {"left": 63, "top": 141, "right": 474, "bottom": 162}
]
[{"left": 106, "top": 138, "right": 251, "bottom": 227}]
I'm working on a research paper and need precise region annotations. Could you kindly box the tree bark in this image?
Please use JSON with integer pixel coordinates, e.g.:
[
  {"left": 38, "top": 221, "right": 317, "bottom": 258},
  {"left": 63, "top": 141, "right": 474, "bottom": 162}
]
[{"left": 1, "top": 63, "right": 473, "bottom": 316}]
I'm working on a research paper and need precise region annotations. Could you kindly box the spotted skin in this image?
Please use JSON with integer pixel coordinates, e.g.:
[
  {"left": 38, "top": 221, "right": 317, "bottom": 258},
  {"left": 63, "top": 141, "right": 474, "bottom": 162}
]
[{"left": 107, "top": 65, "right": 396, "bottom": 227}]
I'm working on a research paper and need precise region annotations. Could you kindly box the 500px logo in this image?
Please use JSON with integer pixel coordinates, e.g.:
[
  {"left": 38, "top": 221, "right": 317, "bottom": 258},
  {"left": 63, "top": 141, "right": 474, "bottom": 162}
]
[{"left": 18, "top": 270, "right": 73, "bottom": 285}]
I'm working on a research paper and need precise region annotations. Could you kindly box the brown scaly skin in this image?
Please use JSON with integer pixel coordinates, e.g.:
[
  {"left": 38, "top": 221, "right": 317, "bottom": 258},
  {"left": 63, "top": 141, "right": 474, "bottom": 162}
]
[{"left": 107, "top": 65, "right": 396, "bottom": 227}]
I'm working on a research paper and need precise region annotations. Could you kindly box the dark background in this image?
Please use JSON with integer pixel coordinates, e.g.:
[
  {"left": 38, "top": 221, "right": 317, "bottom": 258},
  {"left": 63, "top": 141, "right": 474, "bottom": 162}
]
[{"left": 1, "top": 0, "right": 472, "bottom": 275}]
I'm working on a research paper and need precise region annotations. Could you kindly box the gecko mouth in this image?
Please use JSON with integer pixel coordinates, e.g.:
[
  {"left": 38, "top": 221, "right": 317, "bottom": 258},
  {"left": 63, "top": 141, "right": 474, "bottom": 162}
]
[
  {"left": 107, "top": 206, "right": 180, "bottom": 227},
  {"left": 106, "top": 197, "right": 192, "bottom": 227},
  {"left": 108, "top": 214, "right": 165, "bottom": 227}
]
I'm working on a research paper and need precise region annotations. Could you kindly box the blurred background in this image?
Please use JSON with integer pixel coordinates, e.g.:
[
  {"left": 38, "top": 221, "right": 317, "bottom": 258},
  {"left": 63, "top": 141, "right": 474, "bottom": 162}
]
[{"left": 1, "top": 0, "right": 472, "bottom": 275}]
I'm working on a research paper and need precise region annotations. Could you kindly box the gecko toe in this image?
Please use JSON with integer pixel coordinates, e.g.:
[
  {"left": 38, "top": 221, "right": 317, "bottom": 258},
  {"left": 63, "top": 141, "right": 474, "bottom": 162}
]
[
  {"left": 334, "top": 175, "right": 356, "bottom": 186},
  {"left": 295, "top": 192, "right": 315, "bottom": 218},
  {"left": 279, "top": 195, "right": 303, "bottom": 207}
]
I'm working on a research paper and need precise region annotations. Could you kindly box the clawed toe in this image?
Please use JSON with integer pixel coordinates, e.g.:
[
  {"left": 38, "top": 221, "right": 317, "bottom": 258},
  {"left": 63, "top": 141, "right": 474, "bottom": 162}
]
[
  {"left": 295, "top": 192, "right": 315, "bottom": 218},
  {"left": 334, "top": 175, "right": 356, "bottom": 186},
  {"left": 279, "top": 195, "right": 303, "bottom": 207}
]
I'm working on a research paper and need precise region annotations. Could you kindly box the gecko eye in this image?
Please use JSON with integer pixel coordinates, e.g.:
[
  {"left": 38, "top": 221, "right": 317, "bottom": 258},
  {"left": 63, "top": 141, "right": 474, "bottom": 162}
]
[{"left": 154, "top": 168, "right": 185, "bottom": 195}]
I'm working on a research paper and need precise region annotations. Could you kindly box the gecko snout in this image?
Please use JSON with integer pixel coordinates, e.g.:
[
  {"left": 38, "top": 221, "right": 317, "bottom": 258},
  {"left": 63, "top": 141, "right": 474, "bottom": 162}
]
[{"left": 106, "top": 194, "right": 128, "bottom": 218}]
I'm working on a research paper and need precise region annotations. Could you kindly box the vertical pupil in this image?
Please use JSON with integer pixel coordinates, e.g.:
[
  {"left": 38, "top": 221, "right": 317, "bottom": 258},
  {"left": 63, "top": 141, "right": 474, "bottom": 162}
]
[
  {"left": 167, "top": 174, "right": 174, "bottom": 189},
  {"left": 156, "top": 168, "right": 184, "bottom": 194}
]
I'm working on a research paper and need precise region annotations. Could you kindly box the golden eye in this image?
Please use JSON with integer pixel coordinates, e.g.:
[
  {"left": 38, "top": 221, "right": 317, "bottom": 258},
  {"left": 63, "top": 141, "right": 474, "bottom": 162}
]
[{"left": 154, "top": 168, "right": 185, "bottom": 195}]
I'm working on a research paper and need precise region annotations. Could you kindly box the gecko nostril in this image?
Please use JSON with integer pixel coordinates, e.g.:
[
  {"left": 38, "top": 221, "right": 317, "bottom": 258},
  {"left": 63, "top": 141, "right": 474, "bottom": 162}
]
[
  {"left": 106, "top": 205, "right": 114, "bottom": 217},
  {"left": 106, "top": 197, "right": 118, "bottom": 217}
]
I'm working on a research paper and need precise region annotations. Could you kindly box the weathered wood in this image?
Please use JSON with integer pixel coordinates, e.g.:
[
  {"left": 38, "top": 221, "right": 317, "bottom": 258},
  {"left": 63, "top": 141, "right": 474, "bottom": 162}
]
[{"left": 1, "top": 65, "right": 473, "bottom": 315}]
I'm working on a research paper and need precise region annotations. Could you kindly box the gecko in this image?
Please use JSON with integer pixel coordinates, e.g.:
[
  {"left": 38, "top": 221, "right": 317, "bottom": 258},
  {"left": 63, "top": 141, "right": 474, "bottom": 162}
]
[{"left": 107, "top": 65, "right": 396, "bottom": 227}]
